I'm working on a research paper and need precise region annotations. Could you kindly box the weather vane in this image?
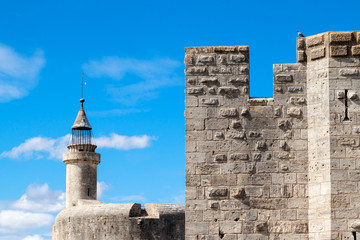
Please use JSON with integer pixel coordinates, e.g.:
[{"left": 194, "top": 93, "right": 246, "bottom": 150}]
[{"left": 81, "top": 72, "right": 87, "bottom": 99}]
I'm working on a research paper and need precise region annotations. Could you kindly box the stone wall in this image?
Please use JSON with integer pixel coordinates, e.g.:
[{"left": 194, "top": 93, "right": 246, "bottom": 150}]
[
  {"left": 52, "top": 201, "right": 185, "bottom": 240},
  {"left": 185, "top": 31, "right": 360, "bottom": 240}
]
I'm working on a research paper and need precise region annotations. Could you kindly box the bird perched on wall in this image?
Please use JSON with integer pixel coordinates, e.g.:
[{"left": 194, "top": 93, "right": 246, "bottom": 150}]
[{"left": 297, "top": 31, "right": 305, "bottom": 37}]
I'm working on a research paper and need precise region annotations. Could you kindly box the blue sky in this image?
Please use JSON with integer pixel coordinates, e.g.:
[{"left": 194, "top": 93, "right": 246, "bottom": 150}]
[{"left": 0, "top": 0, "right": 359, "bottom": 239}]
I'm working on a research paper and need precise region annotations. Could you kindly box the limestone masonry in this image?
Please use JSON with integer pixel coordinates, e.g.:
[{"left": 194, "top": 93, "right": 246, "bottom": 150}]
[{"left": 185, "top": 31, "right": 360, "bottom": 240}]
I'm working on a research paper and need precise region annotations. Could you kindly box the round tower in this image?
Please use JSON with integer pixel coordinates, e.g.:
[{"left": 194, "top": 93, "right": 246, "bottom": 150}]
[{"left": 63, "top": 98, "right": 100, "bottom": 208}]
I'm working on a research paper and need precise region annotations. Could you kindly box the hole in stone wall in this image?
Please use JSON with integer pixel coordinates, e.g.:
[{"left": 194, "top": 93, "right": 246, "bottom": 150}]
[
  {"left": 88, "top": 188, "right": 90, "bottom": 196},
  {"left": 219, "top": 230, "right": 224, "bottom": 239},
  {"left": 353, "top": 232, "right": 357, "bottom": 240},
  {"left": 344, "top": 89, "right": 350, "bottom": 121}
]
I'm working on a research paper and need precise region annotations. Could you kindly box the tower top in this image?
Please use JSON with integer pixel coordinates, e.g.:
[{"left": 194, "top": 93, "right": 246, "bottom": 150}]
[{"left": 72, "top": 98, "right": 92, "bottom": 130}]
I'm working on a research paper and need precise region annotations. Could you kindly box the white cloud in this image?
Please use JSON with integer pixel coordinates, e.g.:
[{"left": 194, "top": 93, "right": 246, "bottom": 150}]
[
  {"left": 0, "top": 44, "right": 45, "bottom": 102},
  {"left": 82, "top": 57, "right": 182, "bottom": 104},
  {"left": 97, "top": 181, "right": 110, "bottom": 199},
  {"left": 96, "top": 133, "right": 153, "bottom": 150},
  {"left": 0, "top": 210, "right": 53, "bottom": 233},
  {"left": 1, "top": 133, "right": 154, "bottom": 160},
  {"left": 22, "top": 235, "right": 45, "bottom": 240},
  {"left": 0, "top": 135, "right": 70, "bottom": 160},
  {"left": 11, "top": 184, "right": 65, "bottom": 213}
]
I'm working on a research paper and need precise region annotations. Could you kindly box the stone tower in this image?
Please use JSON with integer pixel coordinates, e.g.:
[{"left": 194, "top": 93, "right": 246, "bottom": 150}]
[
  {"left": 185, "top": 31, "right": 360, "bottom": 239},
  {"left": 63, "top": 98, "right": 100, "bottom": 208},
  {"left": 53, "top": 98, "right": 185, "bottom": 240}
]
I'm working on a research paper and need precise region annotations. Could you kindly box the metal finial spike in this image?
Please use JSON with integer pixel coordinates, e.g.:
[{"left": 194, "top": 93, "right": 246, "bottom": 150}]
[
  {"left": 81, "top": 72, "right": 84, "bottom": 99},
  {"left": 80, "top": 98, "right": 85, "bottom": 108}
]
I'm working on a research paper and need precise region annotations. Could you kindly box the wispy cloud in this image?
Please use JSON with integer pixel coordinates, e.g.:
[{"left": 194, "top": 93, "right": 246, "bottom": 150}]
[
  {"left": 97, "top": 181, "right": 110, "bottom": 199},
  {"left": 0, "top": 210, "right": 53, "bottom": 233},
  {"left": 22, "top": 234, "right": 47, "bottom": 240},
  {"left": 0, "top": 135, "right": 70, "bottom": 160},
  {"left": 0, "top": 44, "right": 45, "bottom": 102},
  {"left": 11, "top": 184, "right": 65, "bottom": 213},
  {"left": 82, "top": 57, "right": 182, "bottom": 104},
  {"left": 0, "top": 184, "right": 61, "bottom": 238},
  {"left": 1, "top": 133, "right": 154, "bottom": 160},
  {"left": 96, "top": 133, "right": 154, "bottom": 150}
]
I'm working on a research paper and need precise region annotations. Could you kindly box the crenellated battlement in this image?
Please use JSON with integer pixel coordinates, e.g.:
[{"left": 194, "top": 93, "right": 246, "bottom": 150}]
[
  {"left": 185, "top": 31, "right": 360, "bottom": 240},
  {"left": 297, "top": 31, "right": 360, "bottom": 62}
]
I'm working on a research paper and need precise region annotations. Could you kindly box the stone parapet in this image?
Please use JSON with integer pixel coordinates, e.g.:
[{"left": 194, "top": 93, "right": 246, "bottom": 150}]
[{"left": 297, "top": 31, "right": 360, "bottom": 63}]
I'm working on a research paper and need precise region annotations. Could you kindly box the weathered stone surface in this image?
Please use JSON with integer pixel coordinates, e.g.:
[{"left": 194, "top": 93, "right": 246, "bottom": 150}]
[
  {"left": 275, "top": 74, "right": 293, "bottom": 83},
  {"left": 200, "top": 98, "right": 219, "bottom": 105},
  {"left": 306, "top": 34, "right": 324, "bottom": 47},
  {"left": 229, "top": 54, "right": 247, "bottom": 63},
  {"left": 219, "top": 87, "right": 240, "bottom": 97},
  {"left": 228, "top": 76, "right": 249, "bottom": 85},
  {"left": 208, "top": 188, "right": 229, "bottom": 199},
  {"left": 219, "top": 108, "right": 238, "bottom": 117},
  {"left": 330, "top": 32, "right": 352, "bottom": 43},
  {"left": 330, "top": 46, "right": 348, "bottom": 57},
  {"left": 297, "top": 50, "right": 306, "bottom": 62},
  {"left": 185, "top": 32, "right": 360, "bottom": 240},
  {"left": 287, "top": 107, "right": 302, "bottom": 117},
  {"left": 198, "top": 54, "right": 215, "bottom": 64},
  {"left": 339, "top": 68, "right": 359, "bottom": 76},
  {"left": 226, "top": 130, "right": 246, "bottom": 140},
  {"left": 229, "top": 153, "right": 249, "bottom": 161},
  {"left": 352, "top": 45, "right": 360, "bottom": 56},
  {"left": 214, "top": 154, "right": 227, "bottom": 163},
  {"left": 288, "top": 86, "right": 303, "bottom": 93},
  {"left": 200, "top": 77, "right": 219, "bottom": 85},
  {"left": 186, "top": 66, "right": 207, "bottom": 75},
  {"left": 310, "top": 46, "right": 325, "bottom": 60},
  {"left": 187, "top": 87, "right": 204, "bottom": 95}
]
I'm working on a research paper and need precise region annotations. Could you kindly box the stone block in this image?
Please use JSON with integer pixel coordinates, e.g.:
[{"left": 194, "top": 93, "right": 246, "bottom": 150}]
[
  {"left": 228, "top": 76, "right": 249, "bottom": 85},
  {"left": 186, "top": 119, "right": 205, "bottom": 131},
  {"left": 297, "top": 38, "right": 305, "bottom": 49},
  {"left": 352, "top": 45, "right": 360, "bottom": 56},
  {"left": 207, "top": 187, "right": 229, "bottom": 199},
  {"left": 186, "top": 66, "right": 207, "bottom": 75},
  {"left": 288, "top": 86, "right": 303, "bottom": 93},
  {"left": 229, "top": 53, "right": 247, "bottom": 63},
  {"left": 275, "top": 74, "right": 293, "bottom": 83},
  {"left": 219, "top": 108, "right": 238, "bottom": 117},
  {"left": 310, "top": 47, "right": 326, "bottom": 60},
  {"left": 287, "top": 107, "right": 302, "bottom": 118},
  {"left": 200, "top": 77, "right": 219, "bottom": 85},
  {"left": 229, "top": 153, "right": 249, "bottom": 161},
  {"left": 330, "top": 32, "right": 352, "bottom": 43},
  {"left": 306, "top": 34, "right": 324, "bottom": 47},
  {"left": 214, "top": 154, "right": 227, "bottom": 163},
  {"left": 197, "top": 54, "right": 215, "bottom": 64},
  {"left": 226, "top": 130, "right": 246, "bottom": 140},
  {"left": 297, "top": 50, "right": 306, "bottom": 62},
  {"left": 220, "top": 221, "right": 242, "bottom": 234},
  {"left": 230, "top": 187, "right": 246, "bottom": 199},
  {"left": 196, "top": 164, "right": 220, "bottom": 175},
  {"left": 200, "top": 98, "right": 219, "bottom": 106},
  {"left": 339, "top": 68, "right": 359, "bottom": 76},
  {"left": 186, "top": 222, "right": 209, "bottom": 235},
  {"left": 218, "top": 87, "right": 240, "bottom": 98},
  {"left": 187, "top": 87, "right": 204, "bottom": 95},
  {"left": 330, "top": 46, "right": 348, "bottom": 57}
]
